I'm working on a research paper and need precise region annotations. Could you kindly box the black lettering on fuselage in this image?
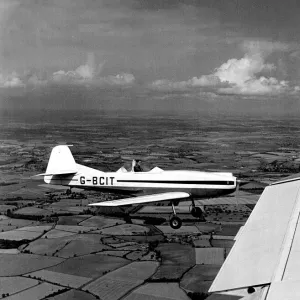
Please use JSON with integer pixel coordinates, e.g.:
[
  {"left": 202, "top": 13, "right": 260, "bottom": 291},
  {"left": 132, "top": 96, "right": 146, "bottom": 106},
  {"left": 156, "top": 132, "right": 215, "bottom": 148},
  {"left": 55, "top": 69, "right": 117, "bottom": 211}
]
[
  {"left": 99, "top": 177, "right": 105, "bottom": 185},
  {"left": 93, "top": 177, "right": 97, "bottom": 185},
  {"left": 81, "top": 176, "right": 115, "bottom": 186},
  {"left": 110, "top": 177, "right": 114, "bottom": 185}
]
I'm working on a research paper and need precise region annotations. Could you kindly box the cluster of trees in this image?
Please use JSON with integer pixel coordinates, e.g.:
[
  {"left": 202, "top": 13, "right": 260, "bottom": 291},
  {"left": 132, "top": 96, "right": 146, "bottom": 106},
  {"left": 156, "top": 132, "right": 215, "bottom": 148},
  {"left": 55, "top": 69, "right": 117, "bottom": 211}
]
[
  {"left": 0, "top": 239, "right": 29, "bottom": 249},
  {"left": 2, "top": 293, "right": 10, "bottom": 298},
  {"left": 187, "top": 291, "right": 209, "bottom": 300},
  {"left": 7, "top": 210, "right": 44, "bottom": 221},
  {"left": 259, "top": 159, "right": 300, "bottom": 173}
]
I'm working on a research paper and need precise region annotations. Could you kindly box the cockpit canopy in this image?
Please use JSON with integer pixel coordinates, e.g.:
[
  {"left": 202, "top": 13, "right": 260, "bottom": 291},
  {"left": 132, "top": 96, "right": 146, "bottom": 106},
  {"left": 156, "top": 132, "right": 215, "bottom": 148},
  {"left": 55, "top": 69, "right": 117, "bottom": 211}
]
[{"left": 116, "top": 165, "right": 164, "bottom": 173}]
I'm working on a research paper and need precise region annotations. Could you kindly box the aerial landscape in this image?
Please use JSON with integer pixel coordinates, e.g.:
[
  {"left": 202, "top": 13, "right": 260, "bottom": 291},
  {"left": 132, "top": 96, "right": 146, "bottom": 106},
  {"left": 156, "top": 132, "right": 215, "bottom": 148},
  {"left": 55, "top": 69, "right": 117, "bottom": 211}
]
[{"left": 1, "top": 110, "right": 300, "bottom": 300}]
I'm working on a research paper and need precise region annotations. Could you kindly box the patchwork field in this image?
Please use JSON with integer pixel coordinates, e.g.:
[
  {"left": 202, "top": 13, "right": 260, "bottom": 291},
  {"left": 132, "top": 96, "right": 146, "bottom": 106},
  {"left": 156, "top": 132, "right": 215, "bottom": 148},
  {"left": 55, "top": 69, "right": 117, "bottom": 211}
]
[
  {"left": 99, "top": 224, "right": 149, "bottom": 235},
  {"left": 180, "top": 265, "right": 222, "bottom": 294},
  {"left": 48, "top": 254, "right": 129, "bottom": 278},
  {"left": 56, "top": 239, "right": 110, "bottom": 258},
  {"left": 3, "top": 282, "right": 61, "bottom": 300},
  {"left": 109, "top": 241, "right": 138, "bottom": 248},
  {"left": 0, "top": 230, "right": 42, "bottom": 241},
  {"left": 1, "top": 111, "right": 293, "bottom": 299},
  {"left": 214, "top": 224, "right": 243, "bottom": 236},
  {"left": 84, "top": 278, "right": 139, "bottom": 300},
  {"left": 16, "top": 225, "right": 53, "bottom": 232},
  {"left": 24, "top": 237, "right": 70, "bottom": 255},
  {"left": 0, "top": 218, "right": 36, "bottom": 228},
  {"left": 141, "top": 251, "right": 158, "bottom": 261},
  {"left": 84, "top": 261, "right": 159, "bottom": 300},
  {"left": 151, "top": 243, "right": 195, "bottom": 280},
  {"left": 42, "top": 229, "right": 76, "bottom": 239},
  {"left": 117, "top": 243, "right": 147, "bottom": 251},
  {"left": 156, "top": 225, "right": 201, "bottom": 235},
  {"left": 14, "top": 207, "right": 51, "bottom": 216},
  {"left": 193, "top": 238, "right": 212, "bottom": 248},
  {"left": 57, "top": 215, "right": 92, "bottom": 225},
  {"left": 48, "top": 289, "right": 98, "bottom": 300},
  {"left": 115, "top": 234, "right": 165, "bottom": 243},
  {"left": 0, "top": 276, "right": 39, "bottom": 297},
  {"left": 26, "top": 269, "right": 91, "bottom": 288},
  {"left": 98, "top": 250, "right": 130, "bottom": 257},
  {"left": 55, "top": 225, "right": 97, "bottom": 233},
  {"left": 0, "top": 254, "right": 64, "bottom": 276},
  {"left": 79, "top": 216, "right": 125, "bottom": 228},
  {"left": 124, "top": 283, "right": 190, "bottom": 300},
  {"left": 211, "top": 239, "right": 235, "bottom": 248},
  {"left": 126, "top": 250, "right": 148, "bottom": 260},
  {"left": 0, "top": 248, "right": 20, "bottom": 254},
  {"left": 195, "top": 248, "right": 225, "bottom": 265}
]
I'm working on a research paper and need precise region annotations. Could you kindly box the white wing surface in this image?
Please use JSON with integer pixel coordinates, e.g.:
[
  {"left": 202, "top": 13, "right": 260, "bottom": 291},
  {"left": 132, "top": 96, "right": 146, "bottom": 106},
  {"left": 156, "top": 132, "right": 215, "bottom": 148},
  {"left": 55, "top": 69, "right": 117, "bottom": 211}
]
[
  {"left": 89, "top": 192, "right": 190, "bottom": 207},
  {"left": 209, "top": 178, "right": 300, "bottom": 299}
]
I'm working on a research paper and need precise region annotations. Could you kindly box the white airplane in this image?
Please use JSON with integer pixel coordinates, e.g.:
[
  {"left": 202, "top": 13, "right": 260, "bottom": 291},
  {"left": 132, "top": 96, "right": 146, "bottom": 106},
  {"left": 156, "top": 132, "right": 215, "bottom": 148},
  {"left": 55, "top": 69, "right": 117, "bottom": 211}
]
[
  {"left": 37, "top": 145, "right": 239, "bottom": 229},
  {"left": 209, "top": 175, "right": 300, "bottom": 299}
]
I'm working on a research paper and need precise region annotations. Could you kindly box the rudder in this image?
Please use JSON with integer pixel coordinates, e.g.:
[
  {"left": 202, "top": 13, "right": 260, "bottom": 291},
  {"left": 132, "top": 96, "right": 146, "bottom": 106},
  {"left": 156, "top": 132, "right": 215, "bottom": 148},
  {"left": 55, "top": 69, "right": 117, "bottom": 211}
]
[{"left": 44, "top": 145, "right": 77, "bottom": 175}]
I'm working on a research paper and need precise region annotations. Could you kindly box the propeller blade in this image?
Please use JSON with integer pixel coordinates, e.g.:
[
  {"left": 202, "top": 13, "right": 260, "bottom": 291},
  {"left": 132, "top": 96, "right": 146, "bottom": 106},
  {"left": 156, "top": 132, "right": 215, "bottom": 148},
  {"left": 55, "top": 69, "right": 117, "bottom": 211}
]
[{"left": 235, "top": 179, "right": 241, "bottom": 206}]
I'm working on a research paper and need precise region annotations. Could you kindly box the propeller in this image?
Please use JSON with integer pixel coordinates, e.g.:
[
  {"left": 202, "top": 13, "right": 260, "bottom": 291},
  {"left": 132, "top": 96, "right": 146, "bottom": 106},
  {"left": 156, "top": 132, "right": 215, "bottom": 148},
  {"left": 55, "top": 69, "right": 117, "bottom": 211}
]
[
  {"left": 235, "top": 179, "right": 241, "bottom": 207},
  {"left": 234, "top": 179, "right": 251, "bottom": 206}
]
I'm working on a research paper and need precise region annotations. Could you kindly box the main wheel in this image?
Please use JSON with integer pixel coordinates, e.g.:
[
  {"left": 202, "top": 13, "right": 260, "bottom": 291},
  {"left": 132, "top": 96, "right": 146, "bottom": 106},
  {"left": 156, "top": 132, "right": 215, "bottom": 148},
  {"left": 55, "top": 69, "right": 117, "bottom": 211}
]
[
  {"left": 170, "top": 216, "right": 182, "bottom": 229},
  {"left": 191, "top": 207, "right": 203, "bottom": 218}
]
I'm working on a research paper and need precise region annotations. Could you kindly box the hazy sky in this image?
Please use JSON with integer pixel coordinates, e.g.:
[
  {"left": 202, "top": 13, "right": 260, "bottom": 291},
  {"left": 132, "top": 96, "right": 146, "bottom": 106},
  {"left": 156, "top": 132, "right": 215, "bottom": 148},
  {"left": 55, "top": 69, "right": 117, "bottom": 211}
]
[{"left": 1, "top": 0, "right": 300, "bottom": 114}]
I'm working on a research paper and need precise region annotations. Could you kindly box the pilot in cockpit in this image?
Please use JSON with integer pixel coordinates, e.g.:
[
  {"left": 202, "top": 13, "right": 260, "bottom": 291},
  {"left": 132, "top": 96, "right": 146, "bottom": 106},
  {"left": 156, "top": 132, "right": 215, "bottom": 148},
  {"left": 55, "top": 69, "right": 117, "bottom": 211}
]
[{"left": 131, "top": 159, "right": 143, "bottom": 172}]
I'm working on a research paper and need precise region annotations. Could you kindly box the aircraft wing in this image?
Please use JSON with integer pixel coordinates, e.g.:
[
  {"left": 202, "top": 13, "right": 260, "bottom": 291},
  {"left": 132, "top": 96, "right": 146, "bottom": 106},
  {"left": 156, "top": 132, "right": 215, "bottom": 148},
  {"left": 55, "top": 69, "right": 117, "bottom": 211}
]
[
  {"left": 88, "top": 191, "right": 190, "bottom": 207},
  {"left": 209, "top": 178, "right": 300, "bottom": 299}
]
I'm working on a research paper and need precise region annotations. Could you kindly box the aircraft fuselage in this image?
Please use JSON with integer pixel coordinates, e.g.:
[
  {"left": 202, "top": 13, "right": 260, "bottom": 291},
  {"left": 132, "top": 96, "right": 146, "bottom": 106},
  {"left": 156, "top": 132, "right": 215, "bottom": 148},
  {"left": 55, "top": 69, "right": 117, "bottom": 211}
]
[{"left": 44, "top": 164, "right": 237, "bottom": 199}]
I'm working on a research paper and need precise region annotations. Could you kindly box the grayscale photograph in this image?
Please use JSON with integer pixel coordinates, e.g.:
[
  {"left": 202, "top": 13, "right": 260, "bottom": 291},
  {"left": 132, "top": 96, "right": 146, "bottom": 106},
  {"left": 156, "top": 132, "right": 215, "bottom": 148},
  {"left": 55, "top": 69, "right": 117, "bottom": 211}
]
[{"left": 1, "top": 0, "right": 300, "bottom": 299}]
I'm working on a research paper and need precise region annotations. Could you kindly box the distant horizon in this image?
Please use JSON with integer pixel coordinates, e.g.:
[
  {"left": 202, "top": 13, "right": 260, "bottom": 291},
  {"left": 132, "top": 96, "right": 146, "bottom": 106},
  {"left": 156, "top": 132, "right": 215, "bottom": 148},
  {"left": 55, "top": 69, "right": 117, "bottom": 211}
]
[{"left": 2, "top": 105, "right": 300, "bottom": 119}]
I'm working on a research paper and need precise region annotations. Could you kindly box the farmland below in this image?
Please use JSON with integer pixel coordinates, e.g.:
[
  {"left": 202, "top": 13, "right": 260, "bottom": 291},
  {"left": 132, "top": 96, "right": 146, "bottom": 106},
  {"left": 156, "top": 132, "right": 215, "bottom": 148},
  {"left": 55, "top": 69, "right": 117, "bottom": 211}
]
[{"left": 1, "top": 110, "right": 299, "bottom": 300}]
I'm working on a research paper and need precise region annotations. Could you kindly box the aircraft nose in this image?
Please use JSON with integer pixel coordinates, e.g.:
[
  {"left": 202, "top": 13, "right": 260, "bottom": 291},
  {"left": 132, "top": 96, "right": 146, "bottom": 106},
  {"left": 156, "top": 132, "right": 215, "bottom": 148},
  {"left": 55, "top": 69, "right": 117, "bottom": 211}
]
[{"left": 235, "top": 179, "right": 249, "bottom": 191}]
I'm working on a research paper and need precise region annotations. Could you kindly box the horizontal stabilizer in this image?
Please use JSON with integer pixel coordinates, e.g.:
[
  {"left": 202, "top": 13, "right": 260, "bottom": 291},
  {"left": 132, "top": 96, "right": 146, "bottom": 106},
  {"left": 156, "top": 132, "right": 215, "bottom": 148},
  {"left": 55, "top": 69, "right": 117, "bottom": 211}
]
[
  {"left": 34, "top": 170, "right": 77, "bottom": 177},
  {"left": 89, "top": 191, "right": 190, "bottom": 207}
]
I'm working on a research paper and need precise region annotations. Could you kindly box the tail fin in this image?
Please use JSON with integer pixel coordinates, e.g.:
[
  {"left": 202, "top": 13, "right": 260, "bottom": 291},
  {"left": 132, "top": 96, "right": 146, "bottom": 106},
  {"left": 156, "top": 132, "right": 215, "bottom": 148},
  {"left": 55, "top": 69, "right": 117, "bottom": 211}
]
[{"left": 36, "top": 145, "right": 78, "bottom": 176}]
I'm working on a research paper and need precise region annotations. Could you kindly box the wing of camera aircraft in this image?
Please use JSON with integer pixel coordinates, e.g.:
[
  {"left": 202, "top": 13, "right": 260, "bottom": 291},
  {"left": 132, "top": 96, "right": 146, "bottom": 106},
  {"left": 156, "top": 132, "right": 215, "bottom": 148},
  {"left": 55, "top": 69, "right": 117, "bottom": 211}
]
[{"left": 209, "top": 177, "right": 300, "bottom": 299}]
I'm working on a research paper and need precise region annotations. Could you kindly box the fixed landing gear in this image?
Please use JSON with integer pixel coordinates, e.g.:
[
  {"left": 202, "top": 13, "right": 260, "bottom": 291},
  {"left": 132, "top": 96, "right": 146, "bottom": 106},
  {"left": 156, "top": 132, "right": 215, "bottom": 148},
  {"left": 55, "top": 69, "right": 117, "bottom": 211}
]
[
  {"left": 191, "top": 206, "right": 203, "bottom": 218},
  {"left": 169, "top": 201, "right": 182, "bottom": 229},
  {"left": 170, "top": 216, "right": 182, "bottom": 229},
  {"left": 190, "top": 199, "right": 205, "bottom": 220},
  {"left": 168, "top": 200, "right": 205, "bottom": 229}
]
